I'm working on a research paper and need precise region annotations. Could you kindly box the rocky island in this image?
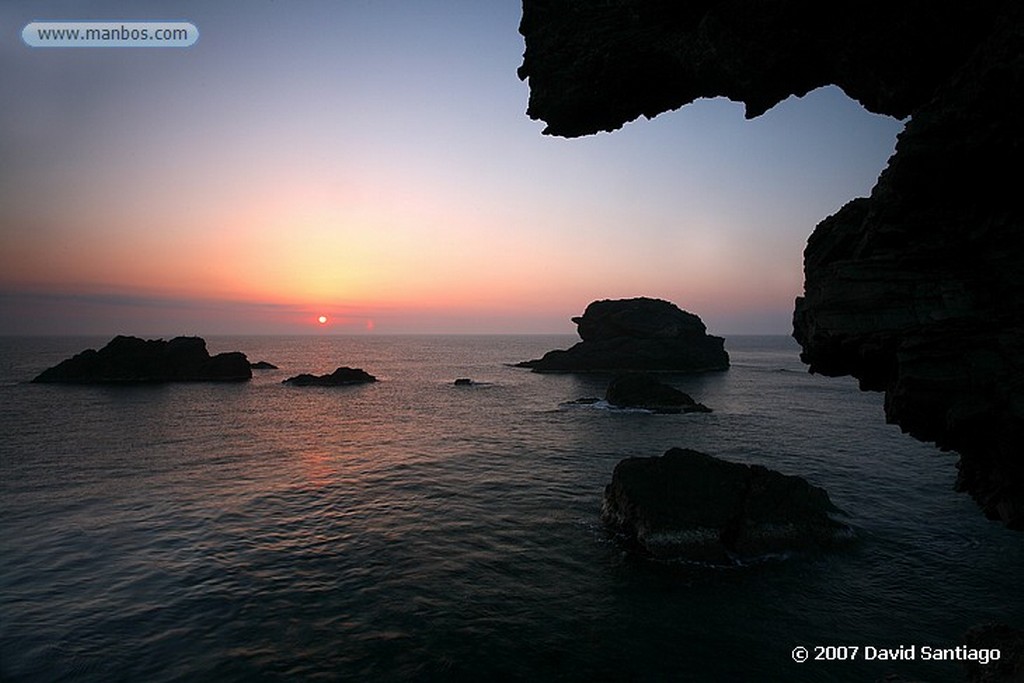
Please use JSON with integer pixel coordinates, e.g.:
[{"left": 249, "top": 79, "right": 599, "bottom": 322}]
[
  {"left": 517, "top": 297, "right": 728, "bottom": 373},
  {"left": 602, "top": 448, "right": 849, "bottom": 564},
  {"left": 518, "top": 2, "right": 1024, "bottom": 528},
  {"left": 282, "top": 367, "right": 377, "bottom": 386},
  {"left": 31, "top": 335, "right": 252, "bottom": 383}
]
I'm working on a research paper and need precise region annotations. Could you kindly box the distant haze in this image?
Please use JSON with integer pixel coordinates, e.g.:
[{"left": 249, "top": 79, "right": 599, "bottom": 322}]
[{"left": 0, "top": 1, "right": 903, "bottom": 337}]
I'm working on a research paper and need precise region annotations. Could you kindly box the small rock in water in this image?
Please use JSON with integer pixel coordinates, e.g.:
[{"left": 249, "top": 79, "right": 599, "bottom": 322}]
[
  {"left": 283, "top": 367, "right": 377, "bottom": 386},
  {"left": 602, "top": 448, "right": 850, "bottom": 564},
  {"left": 605, "top": 373, "right": 710, "bottom": 414}
]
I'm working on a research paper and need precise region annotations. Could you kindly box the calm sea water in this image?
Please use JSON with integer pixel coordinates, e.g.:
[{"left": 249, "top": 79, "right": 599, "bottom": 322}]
[{"left": 1, "top": 335, "right": 1021, "bottom": 682}]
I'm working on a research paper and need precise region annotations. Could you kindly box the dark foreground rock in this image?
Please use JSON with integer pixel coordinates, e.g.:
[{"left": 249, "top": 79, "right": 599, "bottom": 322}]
[
  {"left": 605, "top": 373, "right": 710, "bottom": 413},
  {"left": 964, "top": 623, "right": 1024, "bottom": 683},
  {"left": 602, "top": 448, "right": 848, "bottom": 563},
  {"left": 518, "top": 2, "right": 1024, "bottom": 528},
  {"left": 282, "top": 367, "right": 377, "bottom": 386},
  {"left": 32, "top": 335, "right": 251, "bottom": 383},
  {"left": 517, "top": 298, "right": 728, "bottom": 373},
  {"left": 250, "top": 361, "right": 278, "bottom": 370}
]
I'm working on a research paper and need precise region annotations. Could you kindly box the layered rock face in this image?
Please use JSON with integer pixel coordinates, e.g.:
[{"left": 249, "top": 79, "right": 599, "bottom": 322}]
[
  {"left": 517, "top": 297, "right": 729, "bottom": 373},
  {"left": 32, "top": 336, "right": 252, "bottom": 383},
  {"left": 519, "top": 1, "right": 1024, "bottom": 528}
]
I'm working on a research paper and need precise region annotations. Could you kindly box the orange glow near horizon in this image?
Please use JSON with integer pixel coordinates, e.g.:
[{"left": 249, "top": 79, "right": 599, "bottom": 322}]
[
  {"left": 0, "top": 0, "right": 905, "bottom": 339},
  {"left": 0, "top": 159, "right": 809, "bottom": 336}
]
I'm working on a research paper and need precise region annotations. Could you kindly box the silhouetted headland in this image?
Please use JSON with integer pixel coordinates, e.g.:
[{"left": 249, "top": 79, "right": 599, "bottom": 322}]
[
  {"left": 602, "top": 448, "right": 849, "bottom": 564},
  {"left": 517, "top": 297, "right": 729, "bottom": 373},
  {"left": 250, "top": 360, "right": 278, "bottom": 370},
  {"left": 518, "top": 1, "right": 1024, "bottom": 527},
  {"left": 31, "top": 335, "right": 251, "bottom": 383},
  {"left": 282, "top": 367, "right": 377, "bottom": 386}
]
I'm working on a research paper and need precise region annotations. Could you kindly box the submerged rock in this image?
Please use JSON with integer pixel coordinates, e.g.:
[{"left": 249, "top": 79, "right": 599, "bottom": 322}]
[
  {"left": 250, "top": 360, "right": 278, "bottom": 370},
  {"left": 282, "top": 367, "right": 377, "bottom": 386},
  {"left": 602, "top": 448, "right": 849, "bottom": 564},
  {"left": 605, "top": 373, "right": 710, "bottom": 413},
  {"left": 31, "top": 335, "right": 252, "bottom": 383},
  {"left": 517, "top": 298, "right": 728, "bottom": 373}
]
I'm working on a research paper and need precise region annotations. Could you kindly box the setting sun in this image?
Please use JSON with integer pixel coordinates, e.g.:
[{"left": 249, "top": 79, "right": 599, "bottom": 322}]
[{"left": 317, "top": 315, "right": 328, "bottom": 324}]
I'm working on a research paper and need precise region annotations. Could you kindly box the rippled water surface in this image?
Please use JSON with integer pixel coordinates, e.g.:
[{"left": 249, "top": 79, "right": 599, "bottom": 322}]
[{"left": 1, "top": 335, "right": 1021, "bottom": 681}]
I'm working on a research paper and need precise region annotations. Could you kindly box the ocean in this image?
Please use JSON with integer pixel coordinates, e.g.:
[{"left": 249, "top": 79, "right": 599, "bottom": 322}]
[{"left": 1, "top": 334, "right": 1020, "bottom": 682}]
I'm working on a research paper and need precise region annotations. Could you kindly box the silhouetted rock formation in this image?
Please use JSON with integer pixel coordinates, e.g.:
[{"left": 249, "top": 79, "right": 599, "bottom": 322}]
[
  {"left": 517, "top": 298, "right": 728, "bottom": 373},
  {"left": 605, "top": 373, "right": 710, "bottom": 413},
  {"left": 282, "top": 367, "right": 377, "bottom": 386},
  {"left": 602, "top": 448, "right": 849, "bottom": 563},
  {"left": 31, "top": 335, "right": 251, "bottom": 383},
  {"left": 518, "top": 2, "right": 1002, "bottom": 135},
  {"left": 250, "top": 361, "right": 278, "bottom": 370},
  {"left": 518, "top": 2, "right": 1024, "bottom": 528},
  {"left": 454, "top": 378, "right": 473, "bottom": 386}
]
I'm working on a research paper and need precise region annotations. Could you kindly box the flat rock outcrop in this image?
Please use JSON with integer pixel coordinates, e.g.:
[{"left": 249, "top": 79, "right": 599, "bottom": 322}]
[
  {"left": 605, "top": 373, "right": 710, "bottom": 413},
  {"left": 517, "top": 298, "right": 728, "bottom": 373},
  {"left": 518, "top": 2, "right": 1024, "bottom": 528},
  {"left": 282, "top": 367, "right": 377, "bottom": 386},
  {"left": 31, "top": 335, "right": 251, "bottom": 383},
  {"left": 250, "top": 361, "right": 278, "bottom": 370},
  {"left": 602, "top": 448, "right": 848, "bottom": 564}
]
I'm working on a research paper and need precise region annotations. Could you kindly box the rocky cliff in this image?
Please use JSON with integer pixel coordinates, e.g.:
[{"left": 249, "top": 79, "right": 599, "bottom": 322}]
[{"left": 519, "top": 1, "right": 1024, "bottom": 527}]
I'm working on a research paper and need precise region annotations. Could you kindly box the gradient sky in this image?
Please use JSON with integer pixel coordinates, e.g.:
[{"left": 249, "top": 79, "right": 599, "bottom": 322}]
[{"left": 0, "top": 1, "right": 904, "bottom": 336}]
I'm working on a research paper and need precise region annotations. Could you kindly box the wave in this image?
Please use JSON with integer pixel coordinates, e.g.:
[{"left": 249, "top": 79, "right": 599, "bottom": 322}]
[{"left": 558, "top": 398, "right": 655, "bottom": 413}]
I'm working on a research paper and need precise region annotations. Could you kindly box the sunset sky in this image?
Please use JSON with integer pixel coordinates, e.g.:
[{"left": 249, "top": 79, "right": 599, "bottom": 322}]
[{"left": 0, "top": 1, "right": 904, "bottom": 336}]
